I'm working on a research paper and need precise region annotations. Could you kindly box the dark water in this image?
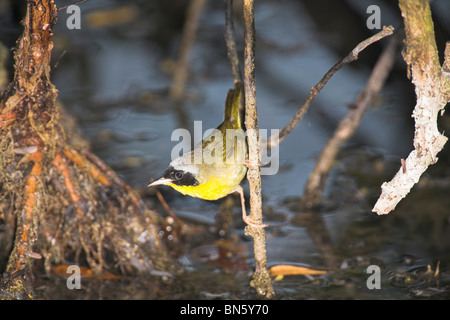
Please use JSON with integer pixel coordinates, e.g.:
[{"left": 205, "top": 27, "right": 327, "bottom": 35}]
[{"left": 1, "top": 0, "right": 450, "bottom": 299}]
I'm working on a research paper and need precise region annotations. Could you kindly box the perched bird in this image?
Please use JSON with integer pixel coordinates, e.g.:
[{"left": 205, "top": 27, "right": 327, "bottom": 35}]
[{"left": 149, "top": 83, "right": 263, "bottom": 228}]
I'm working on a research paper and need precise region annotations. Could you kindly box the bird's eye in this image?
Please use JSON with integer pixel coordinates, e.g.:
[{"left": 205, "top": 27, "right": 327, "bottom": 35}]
[{"left": 174, "top": 171, "right": 183, "bottom": 180}]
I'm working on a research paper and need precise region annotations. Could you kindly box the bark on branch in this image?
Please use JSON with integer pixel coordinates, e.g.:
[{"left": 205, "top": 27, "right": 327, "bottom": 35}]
[
  {"left": 372, "top": 0, "right": 449, "bottom": 215},
  {"left": 242, "top": 0, "right": 274, "bottom": 298}
]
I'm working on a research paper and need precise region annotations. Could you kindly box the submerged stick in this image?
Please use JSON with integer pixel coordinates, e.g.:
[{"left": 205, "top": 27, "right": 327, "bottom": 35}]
[{"left": 242, "top": 0, "right": 274, "bottom": 298}]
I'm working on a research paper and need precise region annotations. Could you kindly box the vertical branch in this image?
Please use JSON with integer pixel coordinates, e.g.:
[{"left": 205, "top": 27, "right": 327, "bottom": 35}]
[
  {"left": 224, "top": 0, "right": 244, "bottom": 122},
  {"left": 242, "top": 0, "right": 274, "bottom": 298},
  {"left": 224, "top": 0, "right": 242, "bottom": 84},
  {"left": 169, "top": 0, "right": 208, "bottom": 101}
]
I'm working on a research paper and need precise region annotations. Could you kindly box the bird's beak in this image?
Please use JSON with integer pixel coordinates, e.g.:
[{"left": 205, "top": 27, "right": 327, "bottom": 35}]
[{"left": 148, "top": 177, "right": 172, "bottom": 187}]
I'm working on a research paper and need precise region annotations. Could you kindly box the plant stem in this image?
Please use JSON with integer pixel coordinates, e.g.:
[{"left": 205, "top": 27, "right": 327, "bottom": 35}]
[
  {"left": 224, "top": 0, "right": 242, "bottom": 84},
  {"left": 242, "top": 0, "right": 274, "bottom": 299},
  {"left": 169, "top": 0, "right": 207, "bottom": 101}
]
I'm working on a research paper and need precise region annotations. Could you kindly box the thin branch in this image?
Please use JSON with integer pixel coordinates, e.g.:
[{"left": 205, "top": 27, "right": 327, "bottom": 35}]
[
  {"left": 373, "top": 0, "right": 449, "bottom": 215},
  {"left": 169, "top": 0, "right": 208, "bottom": 101},
  {"left": 300, "top": 27, "right": 402, "bottom": 209},
  {"left": 153, "top": 185, "right": 188, "bottom": 229},
  {"left": 242, "top": 0, "right": 274, "bottom": 299},
  {"left": 266, "top": 26, "right": 395, "bottom": 150},
  {"left": 224, "top": 0, "right": 245, "bottom": 124},
  {"left": 57, "top": 0, "right": 89, "bottom": 11},
  {"left": 224, "top": 0, "right": 242, "bottom": 84}
]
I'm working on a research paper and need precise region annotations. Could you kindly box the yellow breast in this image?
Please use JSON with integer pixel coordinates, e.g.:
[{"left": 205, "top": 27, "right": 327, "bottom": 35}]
[{"left": 168, "top": 164, "right": 246, "bottom": 200}]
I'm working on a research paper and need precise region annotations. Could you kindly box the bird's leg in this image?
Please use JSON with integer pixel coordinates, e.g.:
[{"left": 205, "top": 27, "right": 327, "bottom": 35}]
[{"left": 235, "top": 185, "right": 267, "bottom": 228}]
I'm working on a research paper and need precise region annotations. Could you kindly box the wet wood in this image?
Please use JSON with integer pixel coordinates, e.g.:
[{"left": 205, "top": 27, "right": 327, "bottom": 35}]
[
  {"left": 373, "top": 0, "right": 449, "bottom": 215},
  {"left": 0, "top": 0, "right": 171, "bottom": 299}
]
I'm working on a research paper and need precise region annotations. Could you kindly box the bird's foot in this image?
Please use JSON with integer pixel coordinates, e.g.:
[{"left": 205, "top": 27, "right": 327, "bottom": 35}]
[{"left": 243, "top": 214, "right": 268, "bottom": 228}]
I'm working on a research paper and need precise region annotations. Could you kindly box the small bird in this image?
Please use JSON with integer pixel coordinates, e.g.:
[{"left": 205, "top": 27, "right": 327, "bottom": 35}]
[{"left": 149, "top": 83, "right": 263, "bottom": 228}]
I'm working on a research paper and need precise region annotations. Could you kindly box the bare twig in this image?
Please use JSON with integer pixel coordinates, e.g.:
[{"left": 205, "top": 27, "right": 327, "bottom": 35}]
[
  {"left": 266, "top": 26, "right": 395, "bottom": 150},
  {"left": 224, "top": 0, "right": 242, "bottom": 84},
  {"left": 224, "top": 0, "right": 245, "bottom": 123},
  {"left": 57, "top": 0, "right": 89, "bottom": 11},
  {"left": 300, "top": 27, "right": 401, "bottom": 209},
  {"left": 169, "top": 0, "right": 208, "bottom": 101},
  {"left": 154, "top": 186, "right": 187, "bottom": 229},
  {"left": 242, "top": 0, "right": 274, "bottom": 299},
  {"left": 373, "top": 0, "right": 449, "bottom": 215}
]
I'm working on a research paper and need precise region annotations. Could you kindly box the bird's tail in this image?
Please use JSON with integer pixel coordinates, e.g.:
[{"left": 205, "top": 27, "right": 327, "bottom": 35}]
[{"left": 224, "top": 82, "right": 243, "bottom": 129}]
